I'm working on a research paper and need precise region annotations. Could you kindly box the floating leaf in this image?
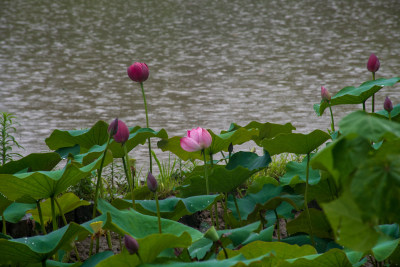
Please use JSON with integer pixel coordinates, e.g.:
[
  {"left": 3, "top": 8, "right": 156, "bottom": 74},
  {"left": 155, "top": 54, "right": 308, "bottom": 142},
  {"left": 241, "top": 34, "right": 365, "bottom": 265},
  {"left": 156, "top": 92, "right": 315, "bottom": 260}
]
[
  {"left": 261, "top": 130, "right": 331, "bottom": 156},
  {"left": 314, "top": 77, "right": 400, "bottom": 116},
  {"left": 112, "top": 194, "right": 222, "bottom": 221}
]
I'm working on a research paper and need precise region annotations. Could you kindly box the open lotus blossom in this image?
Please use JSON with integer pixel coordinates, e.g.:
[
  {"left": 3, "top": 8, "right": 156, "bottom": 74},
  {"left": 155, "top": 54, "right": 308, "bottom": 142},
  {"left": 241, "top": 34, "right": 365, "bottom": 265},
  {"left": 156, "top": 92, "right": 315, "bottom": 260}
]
[
  {"left": 321, "top": 86, "right": 331, "bottom": 102},
  {"left": 113, "top": 120, "right": 130, "bottom": 144},
  {"left": 127, "top": 62, "right": 149, "bottom": 83},
  {"left": 180, "top": 127, "right": 212, "bottom": 152},
  {"left": 384, "top": 97, "right": 393, "bottom": 112},
  {"left": 367, "top": 53, "right": 380, "bottom": 73}
]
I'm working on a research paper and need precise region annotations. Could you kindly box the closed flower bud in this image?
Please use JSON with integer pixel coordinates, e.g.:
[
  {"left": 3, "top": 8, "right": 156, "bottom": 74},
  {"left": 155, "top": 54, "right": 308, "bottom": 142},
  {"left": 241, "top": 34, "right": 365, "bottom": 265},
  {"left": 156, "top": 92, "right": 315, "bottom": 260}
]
[
  {"left": 204, "top": 226, "right": 219, "bottom": 242},
  {"left": 124, "top": 234, "right": 139, "bottom": 255},
  {"left": 113, "top": 120, "right": 130, "bottom": 145},
  {"left": 228, "top": 143, "right": 233, "bottom": 154},
  {"left": 127, "top": 62, "right": 149, "bottom": 83},
  {"left": 147, "top": 172, "right": 158, "bottom": 193},
  {"left": 321, "top": 86, "right": 331, "bottom": 102},
  {"left": 384, "top": 97, "right": 393, "bottom": 112},
  {"left": 367, "top": 53, "right": 380, "bottom": 73},
  {"left": 108, "top": 118, "right": 119, "bottom": 137}
]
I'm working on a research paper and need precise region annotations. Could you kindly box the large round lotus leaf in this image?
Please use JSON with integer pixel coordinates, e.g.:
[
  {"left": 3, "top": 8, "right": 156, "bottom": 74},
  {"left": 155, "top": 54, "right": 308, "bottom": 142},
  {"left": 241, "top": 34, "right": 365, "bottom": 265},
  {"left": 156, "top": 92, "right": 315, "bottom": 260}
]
[
  {"left": 157, "top": 127, "right": 258, "bottom": 161},
  {"left": 112, "top": 194, "right": 222, "bottom": 221},
  {"left": 223, "top": 121, "right": 296, "bottom": 146},
  {"left": 339, "top": 110, "right": 400, "bottom": 142},
  {"left": 314, "top": 77, "right": 400, "bottom": 116},
  {"left": 0, "top": 222, "right": 90, "bottom": 265},
  {"left": 280, "top": 154, "right": 320, "bottom": 186},
  {"left": 0, "top": 152, "right": 61, "bottom": 174},
  {"left": 0, "top": 153, "right": 111, "bottom": 203},
  {"left": 261, "top": 130, "right": 331, "bottom": 156}
]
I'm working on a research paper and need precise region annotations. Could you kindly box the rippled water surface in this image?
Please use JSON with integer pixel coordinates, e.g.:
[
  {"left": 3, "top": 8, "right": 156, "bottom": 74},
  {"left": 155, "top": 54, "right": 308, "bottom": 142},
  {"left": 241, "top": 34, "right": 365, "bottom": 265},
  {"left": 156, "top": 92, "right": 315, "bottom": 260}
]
[{"left": 1, "top": 0, "right": 399, "bottom": 167}]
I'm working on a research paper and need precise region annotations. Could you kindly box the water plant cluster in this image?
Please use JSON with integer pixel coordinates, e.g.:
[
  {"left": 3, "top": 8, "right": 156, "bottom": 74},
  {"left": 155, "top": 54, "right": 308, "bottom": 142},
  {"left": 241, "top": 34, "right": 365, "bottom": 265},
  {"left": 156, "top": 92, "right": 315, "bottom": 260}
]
[{"left": 0, "top": 55, "right": 400, "bottom": 266}]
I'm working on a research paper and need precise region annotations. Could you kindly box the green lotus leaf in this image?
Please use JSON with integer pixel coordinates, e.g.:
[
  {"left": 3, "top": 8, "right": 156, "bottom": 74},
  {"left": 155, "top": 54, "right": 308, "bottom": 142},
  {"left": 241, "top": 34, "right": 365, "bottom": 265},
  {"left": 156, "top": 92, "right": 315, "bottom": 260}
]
[
  {"left": 28, "top": 193, "right": 89, "bottom": 226},
  {"left": 112, "top": 194, "right": 222, "bottom": 221},
  {"left": 314, "top": 77, "right": 400, "bottom": 116},
  {"left": 322, "top": 192, "right": 379, "bottom": 252},
  {"left": 0, "top": 222, "right": 90, "bottom": 265},
  {"left": 261, "top": 130, "right": 331, "bottom": 156},
  {"left": 0, "top": 152, "right": 61, "bottom": 174},
  {"left": 0, "top": 152, "right": 112, "bottom": 203},
  {"left": 45, "top": 120, "right": 110, "bottom": 152},
  {"left": 2, "top": 202, "right": 36, "bottom": 223},
  {"left": 0, "top": 194, "right": 12, "bottom": 216},
  {"left": 81, "top": 251, "right": 114, "bottom": 267},
  {"left": 223, "top": 121, "right": 296, "bottom": 146},
  {"left": 286, "top": 208, "right": 333, "bottom": 239},
  {"left": 216, "top": 240, "right": 317, "bottom": 260},
  {"left": 177, "top": 152, "right": 271, "bottom": 197},
  {"left": 95, "top": 199, "right": 202, "bottom": 241},
  {"left": 339, "top": 110, "right": 400, "bottom": 143},
  {"left": 157, "top": 127, "right": 258, "bottom": 161},
  {"left": 280, "top": 154, "right": 320, "bottom": 186},
  {"left": 227, "top": 184, "right": 303, "bottom": 222},
  {"left": 97, "top": 232, "right": 193, "bottom": 267}
]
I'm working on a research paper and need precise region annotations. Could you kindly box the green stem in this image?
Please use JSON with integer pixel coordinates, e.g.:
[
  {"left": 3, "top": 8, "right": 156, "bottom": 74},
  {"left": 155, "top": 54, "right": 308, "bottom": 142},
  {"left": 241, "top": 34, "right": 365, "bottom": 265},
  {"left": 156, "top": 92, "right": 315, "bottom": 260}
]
[
  {"left": 305, "top": 153, "right": 315, "bottom": 247},
  {"left": 223, "top": 193, "right": 228, "bottom": 229},
  {"left": 155, "top": 193, "right": 162, "bottom": 233},
  {"left": 93, "top": 135, "right": 111, "bottom": 219},
  {"left": 328, "top": 103, "right": 335, "bottom": 132},
  {"left": 137, "top": 252, "right": 144, "bottom": 264},
  {"left": 89, "top": 238, "right": 94, "bottom": 257},
  {"left": 2, "top": 214, "right": 5, "bottom": 235},
  {"left": 220, "top": 151, "right": 228, "bottom": 164},
  {"left": 106, "top": 231, "right": 112, "bottom": 250},
  {"left": 221, "top": 244, "right": 228, "bottom": 259},
  {"left": 124, "top": 144, "right": 135, "bottom": 209},
  {"left": 203, "top": 149, "right": 209, "bottom": 195},
  {"left": 140, "top": 82, "right": 152, "bottom": 174},
  {"left": 214, "top": 202, "right": 219, "bottom": 230},
  {"left": 96, "top": 236, "right": 100, "bottom": 253},
  {"left": 274, "top": 209, "right": 281, "bottom": 241},
  {"left": 121, "top": 157, "right": 130, "bottom": 189},
  {"left": 363, "top": 101, "right": 366, "bottom": 111},
  {"left": 37, "top": 201, "right": 48, "bottom": 234},
  {"left": 51, "top": 196, "right": 57, "bottom": 231},
  {"left": 389, "top": 112, "right": 392, "bottom": 121},
  {"left": 372, "top": 72, "right": 376, "bottom": 113},
  {"left": 233, "top": 194, "right": 242, "bottom": 226}
]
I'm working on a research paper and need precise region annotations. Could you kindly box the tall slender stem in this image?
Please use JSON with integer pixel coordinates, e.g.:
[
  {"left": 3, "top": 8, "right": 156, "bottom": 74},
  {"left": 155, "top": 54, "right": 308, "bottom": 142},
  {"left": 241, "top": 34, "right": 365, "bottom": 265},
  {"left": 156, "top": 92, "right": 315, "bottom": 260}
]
[
  {"left": 140, "top": 82, "right": 153, "bottom": 174},
  {"left": 389, "top": 112, "right": 392, "bottom": 121},
  {"left": 372, "top": 72, "right": 376, "bottom": 113},
  {"left": 51, "top": 196, "right": 57, "bottom": 231},
  {"left": 304, "top": 153, "right": 315, "bottom": 247},
  {"left": 203, "top": 149, "right": 209, "bottom": 195},
  {"left": 155, "top": 193, "right": 162, "bottom": 233},
  {"left": 328, "top": 103, "right": 335, "bottom": 132},
  {"left": 363, "top": 101, "right": 366, "bottom": 111},
  {"left": 2, "top": 214, "right": 6, "bottom": 235},
  {"left": 233, "top": 194, "right": 242, "bottom": 226},
  {"left": 274, "top": 209, "right": 281, "bottom": 241},
  {"left": 55, "top": 198, "right": 81, "bottom": 262},
  {"left": 124, "top": 145, "right": 135, "bottom": 209},
  {"left": 214, "top": 202, "right": 219, "bottom": 230},
  {"left": 93, "top": 135, "right": 111, "bottom": 219}
]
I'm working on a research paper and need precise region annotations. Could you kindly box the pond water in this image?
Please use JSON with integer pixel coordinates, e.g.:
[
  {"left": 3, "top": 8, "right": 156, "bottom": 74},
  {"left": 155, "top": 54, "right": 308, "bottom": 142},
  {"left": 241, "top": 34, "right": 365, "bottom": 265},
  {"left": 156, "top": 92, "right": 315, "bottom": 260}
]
[{"left": 1, "top": 0, "right": 399, "bottom": 169}]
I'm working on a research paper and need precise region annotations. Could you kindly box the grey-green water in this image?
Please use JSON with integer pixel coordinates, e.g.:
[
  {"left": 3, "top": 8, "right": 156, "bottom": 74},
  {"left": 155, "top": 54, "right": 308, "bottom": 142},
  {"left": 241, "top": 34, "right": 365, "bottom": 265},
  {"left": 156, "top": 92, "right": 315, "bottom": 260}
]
[{"left": 1, "top": 0, "right": 399, "bottom": 168}]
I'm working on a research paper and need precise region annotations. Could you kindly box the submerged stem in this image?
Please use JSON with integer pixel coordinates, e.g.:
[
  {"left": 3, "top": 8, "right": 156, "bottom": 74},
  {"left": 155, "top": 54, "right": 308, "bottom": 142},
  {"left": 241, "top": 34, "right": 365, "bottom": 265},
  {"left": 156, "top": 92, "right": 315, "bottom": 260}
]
[
  {"left": 140, "top": 82, "right": 153, "bottom": 174},
  {"left": 304, "top": 153, "right": 315, "bottom": 247}
]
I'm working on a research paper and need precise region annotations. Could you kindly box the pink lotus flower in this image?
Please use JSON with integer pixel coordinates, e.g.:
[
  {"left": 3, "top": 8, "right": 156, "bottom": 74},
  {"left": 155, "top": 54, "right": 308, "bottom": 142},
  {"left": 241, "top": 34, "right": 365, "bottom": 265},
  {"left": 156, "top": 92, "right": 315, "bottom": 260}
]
[
  {"left": 147, "top": 172, "right": 158, "bottom": 193},
  {"left": 321, "top": 86, "right": 331, "bottom": 102},
  {"left": 367, "top": 53, "right": 380, "bottom": 73},
  {"left": 113, "top": 120, "right": 130, "bottom": 144},
  {"left": 127, "top": 62, "right": 149, "bottom": 83},
  {"left": 180, "top": 127, "right": 212, "bottom": 152},
  {"left": 384, "top": 96, "right": 393, "bottom": 112},
  {"left": 107, "top": 118, "right": 119, "bottom": 137}
]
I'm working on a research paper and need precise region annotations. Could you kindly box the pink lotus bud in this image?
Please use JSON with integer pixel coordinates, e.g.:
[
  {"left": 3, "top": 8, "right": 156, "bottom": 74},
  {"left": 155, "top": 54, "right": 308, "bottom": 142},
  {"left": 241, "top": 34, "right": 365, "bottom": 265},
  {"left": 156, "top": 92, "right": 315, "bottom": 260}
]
[
  {"left": 147, "top": 172, "right": 158, "bottom": 193},
  {"left": 321, "top": 86, "right": 331, "bottom": 102},
  {"left": 384, "top": 97, "right": 393, "bottom": 112},
  {"left": 127, "top": 62, "right": 149, "bottom": 83},
  {"left": 367, "top": 53, "right": 380, "bottom": 73},
  {"left": 107, "top": 118, "right": 119, "bottom": 137},
  {"left": 180, "top": 127, "right": 212, "bottom": 152},
  {"left": 124, "top": 234, "right": 139, "bottom": 255},
  {"left": 113, "top": 120, "right": 130, "bottom": 144}
]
